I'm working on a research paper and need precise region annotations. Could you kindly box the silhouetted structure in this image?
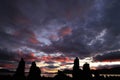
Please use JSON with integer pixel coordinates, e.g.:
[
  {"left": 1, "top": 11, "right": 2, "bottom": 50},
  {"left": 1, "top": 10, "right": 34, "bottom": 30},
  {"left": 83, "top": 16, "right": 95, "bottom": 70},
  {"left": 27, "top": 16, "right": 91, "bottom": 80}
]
[
  {"left": 83, "top": 62, "right": 92, "bottom": 80},
  {"left": 72, "top": 57, "right": 83, "bottom": 80},
  {"left": 73, "top": 57, "right": 79, "bottom": 70},
  {"left": 0, "top": 57, "right": 119, "bottom": 80},
  {"left": 72, "top": 57, "right": 93, "bottom": 80},
  {"left": 27, "top": 61, "right": 41, "bottom": 80},
  {"left": 13, "top": 58, "right": 26, "bottom": 80},
  {"left": 54, "top": 70, "right": 70, "bottom": 80}
]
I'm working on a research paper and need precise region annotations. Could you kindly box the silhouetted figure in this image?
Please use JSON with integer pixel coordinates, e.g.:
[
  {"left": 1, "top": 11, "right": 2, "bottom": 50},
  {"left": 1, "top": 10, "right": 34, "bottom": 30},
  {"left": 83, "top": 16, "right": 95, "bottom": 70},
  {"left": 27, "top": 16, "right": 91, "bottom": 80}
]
[
  {"left": 13, "top": 58, "right": 26, "bottom": 80},
  {"left": 83, "top": 63, "right": 92, "bottom": 80},
  {"left": 72, "top": 57, "right": 83, "bottom": 80},
  {"left": 27, "top": 61, "right": 41, "bottom": 80}
]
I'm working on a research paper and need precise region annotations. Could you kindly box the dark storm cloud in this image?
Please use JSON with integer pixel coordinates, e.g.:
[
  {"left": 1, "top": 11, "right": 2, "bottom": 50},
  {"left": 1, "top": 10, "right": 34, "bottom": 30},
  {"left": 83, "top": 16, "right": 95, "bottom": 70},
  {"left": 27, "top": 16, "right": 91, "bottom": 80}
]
[
  {"left": 104, "top": 0, "right": 120, "bottom": 34},
  {"left": 0, "top": 0, "right": 120, "bottom": 59},
  {"left": 45, "top": 61, "right": 55, "bottom": 64},
  {"left": 41, "top": 35, "right": 91, "bottom": 58},
  {"left": 0, "top": 48, "right": 18, "bottom": 61},
  {"left": 0, "top": 29, "right": 42, "bottom": 50},
  {"left": 93, "top": 51, "right": 120, "bottom": 62},
  {"left": 101, "top": 0, "right": 120, "bottom": 50},
  {"left": 0, "top": 0, "right": 36, "bottom": 49},
  {"left": 0, "top": 48, "right": 40, "bottom": 63},
  {"left": 47, "top": 0, "right": 120, "bottom": 57},
  {"left": 45, "top": 65, "right": 59, "bottom": 69},
  {"left": 0, "top": 0, "right": 95, "bottom": 56},
  {"left": 0, "top": 63, "right": 16, "bottom": 69},
  {"left": 0, "top": 0, "right": 94, "bottom": 28},
  {"left": 0, "top": 0, "right": 31, "bottom": 27},
  {"left": 39, "top": 55, "right": 73, "bottom": 63},
  {"left": 0, "top": 48, "right": 43, "bottom": 69},
  {"left": 96, "top": 64, "right": 120, "bottom": 70}
]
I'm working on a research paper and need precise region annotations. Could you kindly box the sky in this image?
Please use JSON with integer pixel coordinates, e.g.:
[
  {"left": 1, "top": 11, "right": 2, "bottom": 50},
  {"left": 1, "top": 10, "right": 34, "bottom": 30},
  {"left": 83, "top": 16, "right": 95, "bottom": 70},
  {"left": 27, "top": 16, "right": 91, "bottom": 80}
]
[{"left": 0, "top": 0, "right": 120, "bottom": 73}]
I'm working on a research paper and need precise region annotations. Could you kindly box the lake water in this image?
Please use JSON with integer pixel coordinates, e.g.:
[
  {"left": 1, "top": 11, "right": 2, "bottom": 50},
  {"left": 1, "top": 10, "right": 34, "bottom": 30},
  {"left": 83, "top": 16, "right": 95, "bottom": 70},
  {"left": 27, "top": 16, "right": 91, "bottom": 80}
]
[
  {"left": 0, "top": 72, "right": 120, "bottom": 78},
  {"left": 0, "top": 72, "right": 72, "bottom": 77}
]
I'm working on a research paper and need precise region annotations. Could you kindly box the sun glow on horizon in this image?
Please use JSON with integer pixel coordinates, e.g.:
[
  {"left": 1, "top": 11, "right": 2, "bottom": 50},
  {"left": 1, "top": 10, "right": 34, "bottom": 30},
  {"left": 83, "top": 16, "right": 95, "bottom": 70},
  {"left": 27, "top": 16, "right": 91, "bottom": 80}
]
[{"left": 35, "top": 57, "right": 120, "bottom": 73}]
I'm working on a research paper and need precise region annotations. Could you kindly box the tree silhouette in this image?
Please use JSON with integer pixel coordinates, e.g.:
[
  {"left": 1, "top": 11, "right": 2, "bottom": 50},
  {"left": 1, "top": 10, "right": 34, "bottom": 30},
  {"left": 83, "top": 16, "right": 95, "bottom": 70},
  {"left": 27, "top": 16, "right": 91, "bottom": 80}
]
[
  {"left": 13, "top": 58, "right": 26, "bottom": 80},
  {"left": 1, "top": 57, "right": 119, "bottom": 80},
  {"left": 72, "top": 57, "right": 83, "bottom": 80},
  {"left": 27, "top": 61, "right": 41, "bottom": 80},
  {"left": 72, "top": 57, "right": 93, "bottom": 80},
  {"left": 83, "top": 62, "right": 92, "bottom": 80}
]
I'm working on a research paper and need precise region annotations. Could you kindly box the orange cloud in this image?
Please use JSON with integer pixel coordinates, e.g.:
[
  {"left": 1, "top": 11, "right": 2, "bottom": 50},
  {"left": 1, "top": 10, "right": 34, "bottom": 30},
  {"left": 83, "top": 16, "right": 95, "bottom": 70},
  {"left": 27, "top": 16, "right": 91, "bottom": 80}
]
[
  {"left": 28, "top": 35, "right": 39, "bottom": 44},
  {"left": 40, "top": 55, "right": 52, "bottom": 62},
  {"left": 49, "top": 34, "right": 59, "bottom": 41},
  {"left": 24, "top": 52, "right": 38, "bottom": 62},
  {"left": 102, "top": 59, "right": 120, "bottom": 62},
  {"left": 0, "top": 64, "right": 15, "bottom": 69},
  {"left": 59, "top": 26, "right": 72, "bottom": 38},
  {"left": 40, "top": 56, "right": 73, "bottom": 63},
  {"left": 13, "top": 28, "right": 40, "bottom": 44},
  {"left": 13, "top": 14, "right": 32, "bottom": 26},
  {"left": 16, "top": 50, "right": 38, "bottom": 62},
  {"left": 51, "top": 56, "right": 73, "bottom": 62}
]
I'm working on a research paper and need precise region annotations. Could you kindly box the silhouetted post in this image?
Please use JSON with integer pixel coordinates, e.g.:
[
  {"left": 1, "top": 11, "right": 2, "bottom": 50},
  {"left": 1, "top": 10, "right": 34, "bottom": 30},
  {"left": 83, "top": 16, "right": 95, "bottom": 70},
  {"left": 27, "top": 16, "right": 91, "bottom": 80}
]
[
  {"left": 13, "top": 58, "right": 26, "bottom": 80},
  {"left": 27, "top": 61, "right": 41, "bottom": 80},
  {"left": 72, "top": 57, "right": 81, "bottom": 80},
  {"left": 83, "top": 63, "right": 92, "bottom": 80}
]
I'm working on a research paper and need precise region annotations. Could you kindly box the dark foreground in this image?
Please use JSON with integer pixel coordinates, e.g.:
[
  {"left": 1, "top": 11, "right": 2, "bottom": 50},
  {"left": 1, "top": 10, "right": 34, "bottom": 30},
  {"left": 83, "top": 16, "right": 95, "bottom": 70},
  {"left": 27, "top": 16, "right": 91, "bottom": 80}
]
[
  {"left": 0, "top": 57, "right": 119, "bottom": 80},
  {"left": 0, "top": 74, "right": 120, "bottom": 80}
]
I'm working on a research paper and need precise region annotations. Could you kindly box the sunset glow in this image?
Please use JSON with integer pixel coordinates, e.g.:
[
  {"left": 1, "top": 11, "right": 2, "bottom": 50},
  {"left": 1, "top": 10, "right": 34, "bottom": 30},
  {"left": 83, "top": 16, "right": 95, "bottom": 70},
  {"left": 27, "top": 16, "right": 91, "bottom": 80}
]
[{"left": 0, "top": 0, "right": 120, "bottom": 74}]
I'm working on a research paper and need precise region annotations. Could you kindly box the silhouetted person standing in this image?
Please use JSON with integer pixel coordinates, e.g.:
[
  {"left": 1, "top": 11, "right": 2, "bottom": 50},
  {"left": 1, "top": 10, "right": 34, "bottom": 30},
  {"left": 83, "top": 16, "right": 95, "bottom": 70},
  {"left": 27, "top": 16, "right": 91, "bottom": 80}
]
[
  {"left": 13, "top": 58, "right": 26, "bottom": 80},
  {"left": 83, "top": 63, "right": 92, "bottom": 80},
  {"left": 27, "top": 61, "right": 41, "bottom": 80}
]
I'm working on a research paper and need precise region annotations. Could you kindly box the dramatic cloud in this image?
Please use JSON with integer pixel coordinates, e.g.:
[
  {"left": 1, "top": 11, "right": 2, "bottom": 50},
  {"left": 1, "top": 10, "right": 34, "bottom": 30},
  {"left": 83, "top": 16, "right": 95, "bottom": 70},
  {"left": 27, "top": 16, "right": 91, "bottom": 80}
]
[
  {"left": 13, "top": 28, "right": 40, "bottom": 44},
  {"left": 45, "top": 65, "right": 59, "bottom": 69},
  {"left": 0, "top": 63, "right": 16, "bottom": 70},
  {"left": 0, "top": 48, "right": 39, "bottom": 69},
  {"left": 93, "top": 51, "right": 120, "bottom": 62},
  {"left": 58, "top": 26, "right": 72, "bottom": 38},
  {"left": 0, "top": 48, "right": 18, "bottom": 61},
  {"left": 0, "top": 0, "right": 120, "bottom": 71},
  {"left": 39, "top": 55, "right": 73, "bottom": 63},
  {"left": 96, "top": 64, "right": 120, "bottom": 70}
]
